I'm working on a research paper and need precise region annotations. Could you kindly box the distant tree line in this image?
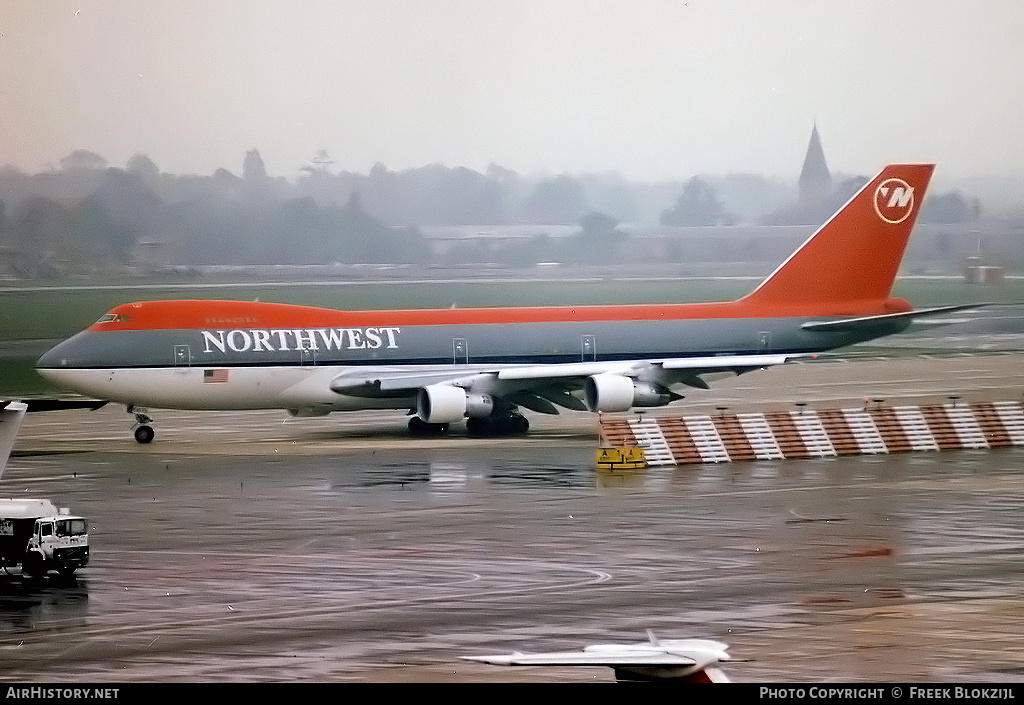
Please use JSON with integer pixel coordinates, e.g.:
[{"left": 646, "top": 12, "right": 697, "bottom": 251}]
[
  {"left": 660, "top": 177, "right": 736, "bottom": 226},
  {"left": 0, "top": 149, "right": 983, "bottom": 276}
]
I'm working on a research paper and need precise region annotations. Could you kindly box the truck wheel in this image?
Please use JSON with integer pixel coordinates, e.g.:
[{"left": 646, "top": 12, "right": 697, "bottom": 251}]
[{"left": 22, "top": 552, "right": 43, "bottom": 578}]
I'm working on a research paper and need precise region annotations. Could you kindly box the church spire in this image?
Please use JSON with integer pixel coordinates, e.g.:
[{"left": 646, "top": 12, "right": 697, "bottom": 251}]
[{"left": 798, "top": 124, "right": 832, "bottom": 206}]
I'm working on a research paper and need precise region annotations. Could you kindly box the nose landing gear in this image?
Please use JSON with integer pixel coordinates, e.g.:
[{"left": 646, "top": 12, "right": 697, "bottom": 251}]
[{"left": 127, "top": 405, "right": 155, "bottom": 444}]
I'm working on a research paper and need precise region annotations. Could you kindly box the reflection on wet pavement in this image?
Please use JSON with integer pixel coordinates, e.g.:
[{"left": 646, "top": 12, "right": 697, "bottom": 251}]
[
  {"left": 3, "top": 354, "right": 1024, "bottom": 682},
  {"left": 2, "top": 439, "right": 1024, "bottom": 682}
]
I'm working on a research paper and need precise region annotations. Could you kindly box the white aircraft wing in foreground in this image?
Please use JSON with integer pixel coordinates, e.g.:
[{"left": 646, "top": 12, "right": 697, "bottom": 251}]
[
  {"left": 463, "top": 633, "right": 733, "bottom": 682},
  {"left": 0, "top": 401, "right": 28, "bottom": 480},
  {"left": 0, "top": 399, "right": 108, "bottom": 479}
]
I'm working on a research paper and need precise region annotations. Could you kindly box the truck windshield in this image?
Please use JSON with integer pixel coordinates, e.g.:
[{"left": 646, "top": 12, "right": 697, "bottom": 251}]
[{"left": 55, "top": 519, "right": 87, "bottom": 536}]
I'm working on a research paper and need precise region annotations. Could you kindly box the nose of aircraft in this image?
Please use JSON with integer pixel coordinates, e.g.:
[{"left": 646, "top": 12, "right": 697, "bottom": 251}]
[
  {"left": 34, "top": 331, "right": 126, "bottom": 402},
  {"left": 35, "top": 343, "right": 65, "bottom": 389},
  {"left": 36, "top": 339, "right": 70, "bottom": 371},
  {"left": 35, "top": 335, "right": 87, "bottom": 384},
  {"left": 35, "top": 333, "right": 108, "bottom": 397}
]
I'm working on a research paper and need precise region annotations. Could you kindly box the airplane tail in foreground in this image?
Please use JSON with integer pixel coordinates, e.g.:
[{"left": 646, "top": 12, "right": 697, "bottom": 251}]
[{"left": 741, "top": 163, "right": 934, "bottom": 311}]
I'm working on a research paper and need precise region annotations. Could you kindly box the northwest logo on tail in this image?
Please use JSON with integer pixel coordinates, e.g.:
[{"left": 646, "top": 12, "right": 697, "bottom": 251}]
[{"left": 874, "top": 178, "right": 915, "bottom": 224}]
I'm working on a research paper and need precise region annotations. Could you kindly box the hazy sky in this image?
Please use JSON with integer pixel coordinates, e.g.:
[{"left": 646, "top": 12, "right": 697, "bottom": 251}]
[{"left": 3, "top": 1, "right": 1023, "bottom": 181}]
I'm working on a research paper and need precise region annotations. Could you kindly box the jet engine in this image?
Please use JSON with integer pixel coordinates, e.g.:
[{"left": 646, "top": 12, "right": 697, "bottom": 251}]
[
  {"left": 584, "top": 374, "right": 675, "bottom": 412},
  {"left": 417, "top": 385, "right": 494, "bottom": 423}
]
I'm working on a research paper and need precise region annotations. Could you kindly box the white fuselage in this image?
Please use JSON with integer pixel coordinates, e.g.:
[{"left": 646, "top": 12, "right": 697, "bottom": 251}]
[{"left": 37, "top": 365, "right": 411, "bottom": 413}]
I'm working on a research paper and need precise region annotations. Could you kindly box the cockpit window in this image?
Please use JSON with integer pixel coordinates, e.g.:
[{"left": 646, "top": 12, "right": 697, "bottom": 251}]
[{"left": 96, "top": 313, "right": 129, "bottom": 324}]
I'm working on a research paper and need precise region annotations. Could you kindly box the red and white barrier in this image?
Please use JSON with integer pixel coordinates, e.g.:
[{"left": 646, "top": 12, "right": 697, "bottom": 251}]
[{"left": 599, "top": 400, "right": 1024, "bottom": 466}]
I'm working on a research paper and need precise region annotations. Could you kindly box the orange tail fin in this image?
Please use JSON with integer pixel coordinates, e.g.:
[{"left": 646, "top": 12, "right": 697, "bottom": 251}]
[{"left": 741, "top": 163, "right": 934, "bottom": 311}]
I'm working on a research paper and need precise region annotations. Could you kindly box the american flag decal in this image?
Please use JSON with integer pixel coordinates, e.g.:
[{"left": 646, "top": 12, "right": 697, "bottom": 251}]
[{"left": 203, "top": 369, "right": 229, "bottom": 383}]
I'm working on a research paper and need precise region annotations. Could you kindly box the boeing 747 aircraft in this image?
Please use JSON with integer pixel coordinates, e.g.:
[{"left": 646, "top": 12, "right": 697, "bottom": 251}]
[{"left": 37, "top": 163, "right": 972, "bottom": 442}]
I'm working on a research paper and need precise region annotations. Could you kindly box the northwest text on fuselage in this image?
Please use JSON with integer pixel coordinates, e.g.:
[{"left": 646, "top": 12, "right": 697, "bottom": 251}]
[{"left": 200, "top": 327, "right": 402, "bottom": 354}]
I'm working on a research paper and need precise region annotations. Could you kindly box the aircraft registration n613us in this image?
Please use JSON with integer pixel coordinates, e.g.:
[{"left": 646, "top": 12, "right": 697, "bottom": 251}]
[{"left": 36, "top": 163, "right": 974, "bottom": 443}]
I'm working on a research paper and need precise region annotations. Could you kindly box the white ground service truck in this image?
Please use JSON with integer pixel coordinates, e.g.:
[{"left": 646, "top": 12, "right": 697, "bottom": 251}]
[{"left": 0, "top": 498, "right": 90, "bottom": 577}]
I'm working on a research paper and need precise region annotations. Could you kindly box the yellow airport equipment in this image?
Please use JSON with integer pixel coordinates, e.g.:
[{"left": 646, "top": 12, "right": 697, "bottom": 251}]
[{"left": 596, "top": 446, "right": 647, "bottom": 471}]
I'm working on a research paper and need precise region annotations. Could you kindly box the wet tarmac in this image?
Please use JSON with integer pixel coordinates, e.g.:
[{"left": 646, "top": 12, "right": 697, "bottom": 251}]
[{"left": 2, "top": 355, "right": 1024, "bottom": 682}]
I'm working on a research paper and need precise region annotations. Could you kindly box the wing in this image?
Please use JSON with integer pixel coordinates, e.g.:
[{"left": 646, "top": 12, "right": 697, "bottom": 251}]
[
  {"left": 330, "top": 353, "right": 799, "bottom": 413},
  {"left": 496, "top": 353, "right": 794, "bottom": 381}
]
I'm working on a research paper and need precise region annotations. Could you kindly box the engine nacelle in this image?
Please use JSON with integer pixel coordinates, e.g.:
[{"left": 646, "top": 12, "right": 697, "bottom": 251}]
[
  {"left": 465, "top": 392, "right": 495, "bottom": 419},
  {"left": 631, "top": 382, "right": 676, "bottom": 408},
  {"left": 417, "top": 385, "right": 493, "bottom": 423},
  {"left": 585, "top": 374, "right": 675, "bottom": 412}
]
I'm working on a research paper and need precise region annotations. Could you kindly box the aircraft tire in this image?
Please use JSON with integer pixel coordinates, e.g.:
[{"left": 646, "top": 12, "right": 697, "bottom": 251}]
[
  {"left": 467, "top": 414, "right": 530, "bottom": 437},
  {"left": 510, "top": 413, "right": 529, "bottom": 436},
  {"left": 134, "top": 425, "right": 155, "bottom": 444},
  {"left": 466, "top": 417, "right": 489, "bottom": 436}
]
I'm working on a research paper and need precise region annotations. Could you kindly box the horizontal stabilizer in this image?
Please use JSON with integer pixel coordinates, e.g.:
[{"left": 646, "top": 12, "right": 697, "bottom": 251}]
[{"left": 801, "top": 304, "right": 989, "bottom": 333}]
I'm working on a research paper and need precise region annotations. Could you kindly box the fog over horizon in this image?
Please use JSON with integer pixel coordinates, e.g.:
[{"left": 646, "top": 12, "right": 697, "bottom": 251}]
[{"left": 3, "top": 1, "right": 1024, "bottom": 187}]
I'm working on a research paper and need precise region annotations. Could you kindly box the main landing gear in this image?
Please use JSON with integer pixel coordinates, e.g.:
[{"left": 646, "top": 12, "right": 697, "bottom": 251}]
[
  {"left": 467, "top": 412, "right": 529, "bottom": 437},
  {"left": 407, "top": 412, "right": 531, "bottom": 437},
  {"left": 127, "top": 405, "right": 155, "bottom": 444},
  {"left": 408, "top": 417, "right": 449, "bottom": 436}
]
